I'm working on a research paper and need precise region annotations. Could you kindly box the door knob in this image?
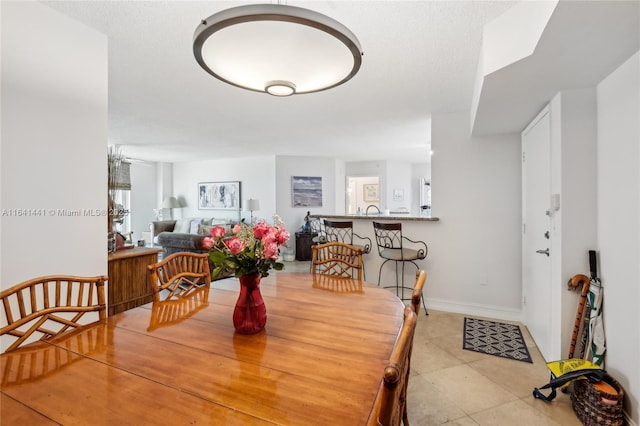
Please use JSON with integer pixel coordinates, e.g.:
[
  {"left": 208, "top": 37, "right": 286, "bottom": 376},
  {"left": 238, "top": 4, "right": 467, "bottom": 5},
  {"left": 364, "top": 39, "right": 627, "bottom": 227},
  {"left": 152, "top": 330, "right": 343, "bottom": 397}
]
[{"left": 536, "top": 248, "right": 550, "bottom": 256}]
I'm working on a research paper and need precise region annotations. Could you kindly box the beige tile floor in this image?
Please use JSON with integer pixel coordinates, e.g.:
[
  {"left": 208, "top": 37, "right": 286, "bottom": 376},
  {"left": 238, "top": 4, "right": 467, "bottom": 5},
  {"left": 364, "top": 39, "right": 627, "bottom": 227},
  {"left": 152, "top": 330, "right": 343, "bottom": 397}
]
[{"left": 280, "top": 261, "right": 582, "bottom": 425}]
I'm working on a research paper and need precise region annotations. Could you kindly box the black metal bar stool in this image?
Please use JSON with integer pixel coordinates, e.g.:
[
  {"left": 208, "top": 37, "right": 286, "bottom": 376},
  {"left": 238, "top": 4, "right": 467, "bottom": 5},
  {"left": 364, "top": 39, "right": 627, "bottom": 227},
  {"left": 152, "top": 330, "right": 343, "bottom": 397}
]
[
  {"left": 372, "top": 221, "right": 428, "bottom": 314},
  {"left": 323, "top": 219, "right": 372, "bottom": 279}
]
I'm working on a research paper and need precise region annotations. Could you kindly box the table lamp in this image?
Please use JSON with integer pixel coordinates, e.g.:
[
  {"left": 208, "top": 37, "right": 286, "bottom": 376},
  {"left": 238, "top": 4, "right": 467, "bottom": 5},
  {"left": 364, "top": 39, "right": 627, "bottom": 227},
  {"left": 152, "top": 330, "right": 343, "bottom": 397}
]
[{"left": 247, "top": 198, "right": 260, "bottom": 222}]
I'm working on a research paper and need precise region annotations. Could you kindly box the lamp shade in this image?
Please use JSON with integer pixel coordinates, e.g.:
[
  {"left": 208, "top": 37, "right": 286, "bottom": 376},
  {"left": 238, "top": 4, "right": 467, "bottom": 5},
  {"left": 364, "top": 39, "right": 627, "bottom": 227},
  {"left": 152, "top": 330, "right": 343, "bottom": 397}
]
[
  {"left": 247, "top": 198, "right": 260, "bottom": 212},
  {"left": 161, "top": 196, "right": 181, "bottom": 209},
  {"left": 193, "top": 4, "right": 363, "bottom": 96}
]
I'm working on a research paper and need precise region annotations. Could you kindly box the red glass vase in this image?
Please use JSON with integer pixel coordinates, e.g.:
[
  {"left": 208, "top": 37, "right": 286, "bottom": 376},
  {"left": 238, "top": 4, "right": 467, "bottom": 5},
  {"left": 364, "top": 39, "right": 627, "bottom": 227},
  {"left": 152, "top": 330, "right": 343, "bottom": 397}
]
[{"left": 233, "top": 273, "right": 267, "bottom": 334}]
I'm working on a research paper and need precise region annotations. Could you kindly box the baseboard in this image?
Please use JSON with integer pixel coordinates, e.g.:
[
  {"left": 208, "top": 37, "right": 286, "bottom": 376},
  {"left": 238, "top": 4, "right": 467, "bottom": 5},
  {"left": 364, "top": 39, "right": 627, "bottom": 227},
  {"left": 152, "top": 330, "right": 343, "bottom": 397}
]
[{"left": 424, "top": 297, "right": 523, "bottom": 323}]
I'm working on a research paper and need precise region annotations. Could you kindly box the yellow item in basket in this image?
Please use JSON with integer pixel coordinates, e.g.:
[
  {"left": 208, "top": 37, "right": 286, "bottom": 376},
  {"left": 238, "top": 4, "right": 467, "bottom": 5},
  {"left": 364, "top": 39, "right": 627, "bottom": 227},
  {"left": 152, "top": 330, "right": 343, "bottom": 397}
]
[
  {"left": 533, "top": 358, "right": 605, "bottom": 402},
  {"left": 546, "top": 358, "right": 602, "bottom": 379}
]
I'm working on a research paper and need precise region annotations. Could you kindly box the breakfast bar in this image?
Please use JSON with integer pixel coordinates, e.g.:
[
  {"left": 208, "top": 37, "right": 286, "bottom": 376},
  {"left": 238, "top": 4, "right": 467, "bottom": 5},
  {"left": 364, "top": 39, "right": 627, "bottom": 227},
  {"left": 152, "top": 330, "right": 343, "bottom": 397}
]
[{"left": 309, "top": 214, "right": 439, "bottom": 285}]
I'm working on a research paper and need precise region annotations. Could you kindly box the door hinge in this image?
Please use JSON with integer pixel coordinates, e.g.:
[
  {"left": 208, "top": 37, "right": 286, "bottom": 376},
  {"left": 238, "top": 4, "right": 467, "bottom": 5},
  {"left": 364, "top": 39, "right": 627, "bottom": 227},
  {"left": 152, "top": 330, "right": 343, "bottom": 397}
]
[
  {"left": 523, "top": 295, "right": 526, "bottom": 306},
  {"left": 523, "top": 223, "right": 526, "bottom": 234},
  {"left": 522, "top": 152, "right": 525, "bottom": 163}
]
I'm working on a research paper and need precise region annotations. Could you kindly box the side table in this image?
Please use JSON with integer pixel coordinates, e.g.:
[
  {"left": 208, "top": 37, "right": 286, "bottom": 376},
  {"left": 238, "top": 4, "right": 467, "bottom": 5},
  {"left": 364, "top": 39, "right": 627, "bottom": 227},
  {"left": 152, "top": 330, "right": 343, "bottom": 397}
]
[
  {"left": 295, "top": 232, "right": 317, "bottom": 261},
  {"left": 107, "top": 247, "right": 163, "bottom": 315}
]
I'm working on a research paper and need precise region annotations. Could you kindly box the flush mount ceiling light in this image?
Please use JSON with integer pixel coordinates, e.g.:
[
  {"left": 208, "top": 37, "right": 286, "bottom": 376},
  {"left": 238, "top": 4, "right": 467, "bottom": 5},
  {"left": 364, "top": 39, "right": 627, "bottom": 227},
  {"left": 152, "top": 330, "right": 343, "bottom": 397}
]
[{"left": 193, "top": 4, "right": 363, "bottom": 96}]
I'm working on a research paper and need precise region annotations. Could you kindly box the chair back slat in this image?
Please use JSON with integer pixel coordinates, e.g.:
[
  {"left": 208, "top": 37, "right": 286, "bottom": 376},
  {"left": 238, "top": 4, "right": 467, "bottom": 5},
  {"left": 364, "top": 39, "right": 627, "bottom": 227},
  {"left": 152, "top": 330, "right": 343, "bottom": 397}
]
[
  {"left": 312, "top": 242, "right": 363, "bottom": 280},
  {"left": 0, "top": 275, "right": 108, "bottom": 353},
  {"left": 373, "top": 222, "right": 403, "bottom": 251},
  {"left": 147, "top": 252, "right": 211, "bottom": 301}
]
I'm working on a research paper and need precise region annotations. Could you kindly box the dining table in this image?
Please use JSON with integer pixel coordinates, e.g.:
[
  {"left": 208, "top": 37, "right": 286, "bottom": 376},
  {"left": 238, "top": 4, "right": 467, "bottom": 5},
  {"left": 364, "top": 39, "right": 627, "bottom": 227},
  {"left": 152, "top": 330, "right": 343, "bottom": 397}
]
[{"left": 0, "top": 272, "right": 406, "bottom": 425}]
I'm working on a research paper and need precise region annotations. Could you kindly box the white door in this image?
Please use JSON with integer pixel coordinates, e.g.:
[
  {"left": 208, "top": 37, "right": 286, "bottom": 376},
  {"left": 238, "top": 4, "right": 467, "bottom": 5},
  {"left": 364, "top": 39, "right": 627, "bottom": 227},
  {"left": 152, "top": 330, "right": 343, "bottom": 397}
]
[{"left": 522, "top": 108, "right": 552, "bottom": 361}]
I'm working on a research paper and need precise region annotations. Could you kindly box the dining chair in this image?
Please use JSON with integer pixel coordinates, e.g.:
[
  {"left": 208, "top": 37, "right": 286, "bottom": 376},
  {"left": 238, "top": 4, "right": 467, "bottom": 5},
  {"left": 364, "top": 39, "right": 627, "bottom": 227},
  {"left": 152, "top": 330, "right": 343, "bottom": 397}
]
[
  {"left": 372, "top": 221, "right": 428, "bottom": 301},
  {"left": 147, "top": 252, "right": 211, "bottom": 301},
  {"left": 0, "top": 275, "right": 107, "bottom": 353},
  {"left": 311, "top": 241, "right": 364, "bottom": 280},
  {"left": 368, "top": 306, "right": 418, "bottom": 426},
  {"left": 411, "top": 270, "right": 428, "bottom": 316}
]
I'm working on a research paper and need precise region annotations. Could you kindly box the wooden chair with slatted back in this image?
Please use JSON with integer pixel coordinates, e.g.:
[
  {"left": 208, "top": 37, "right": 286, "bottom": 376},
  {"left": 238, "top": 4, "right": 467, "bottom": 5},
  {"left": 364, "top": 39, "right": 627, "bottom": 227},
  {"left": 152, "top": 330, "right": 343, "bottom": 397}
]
[
  {"left": 311, "top": 241, "right": 364, "bottom": 280},
  {"left": 0, "top": 275, "right": 107, "bottom": 353},
  {"left": 147, "top": 252, "right": 211, "bottom": 301},
  {"left": 411, "top": 270, "right": 428, "bottom": 315},
  {"left": 368, "top": 306, "right": 418, "bottom": 426}
]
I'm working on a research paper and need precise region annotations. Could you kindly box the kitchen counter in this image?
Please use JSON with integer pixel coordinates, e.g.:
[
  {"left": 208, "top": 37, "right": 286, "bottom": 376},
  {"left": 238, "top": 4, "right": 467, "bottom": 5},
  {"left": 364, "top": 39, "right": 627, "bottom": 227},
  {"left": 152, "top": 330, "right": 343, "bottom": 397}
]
[
  {"left": 308, "top": 213, "right": 438, "bottom": 283},
  {"left": 309, "top": 214, "right": 439, "bottom": 222}
]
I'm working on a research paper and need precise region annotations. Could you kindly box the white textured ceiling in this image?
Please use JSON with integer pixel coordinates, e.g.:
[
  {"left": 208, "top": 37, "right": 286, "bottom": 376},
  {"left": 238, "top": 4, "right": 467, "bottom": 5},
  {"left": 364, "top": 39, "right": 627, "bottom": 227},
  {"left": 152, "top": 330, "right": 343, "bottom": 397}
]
[{"left": 43, "top": 1, "right": 638, "bottom": 164}]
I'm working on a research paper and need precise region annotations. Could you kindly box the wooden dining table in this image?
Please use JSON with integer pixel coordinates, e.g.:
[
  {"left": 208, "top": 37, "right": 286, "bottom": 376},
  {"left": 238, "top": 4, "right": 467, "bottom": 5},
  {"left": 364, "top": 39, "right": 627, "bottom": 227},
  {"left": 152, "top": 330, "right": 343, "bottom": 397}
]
[{"left": 1, "top": 272, "right": 406, "bottom": 425}]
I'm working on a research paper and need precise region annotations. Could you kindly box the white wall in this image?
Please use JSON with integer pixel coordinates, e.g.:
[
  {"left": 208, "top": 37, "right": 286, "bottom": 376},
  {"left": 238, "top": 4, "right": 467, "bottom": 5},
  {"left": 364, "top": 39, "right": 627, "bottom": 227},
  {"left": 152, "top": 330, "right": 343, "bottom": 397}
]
[
  {"left": 596, "top": 50, "right": 639, "bottom": 424},
  {"left": 275, "top": 156, "right": 338, "bottom": 250},
  {"left": 1, "top": 1, "right": 107, "bottom": 285},
  {"left": 129, "top": 162, "right": 158, "bottom": 241},
  {"left": 386, "top": 161, "right": 413, "bottom": 213},
  {"left": 429, "top": 111, "right": 523, "bottom": 319},
  {"left": 547, "top": 89, "right": 598, "bottom": 360},
  {"left": 173, "top": 156, "right": 277, "bottom": 224}
]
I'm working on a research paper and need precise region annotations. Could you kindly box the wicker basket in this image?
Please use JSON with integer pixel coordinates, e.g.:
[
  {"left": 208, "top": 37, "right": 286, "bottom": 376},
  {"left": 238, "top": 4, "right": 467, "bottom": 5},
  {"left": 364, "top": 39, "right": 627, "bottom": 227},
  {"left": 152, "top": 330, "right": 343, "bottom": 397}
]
[{"left": 571, "top": 374, "right": 624, "bottom": 426}]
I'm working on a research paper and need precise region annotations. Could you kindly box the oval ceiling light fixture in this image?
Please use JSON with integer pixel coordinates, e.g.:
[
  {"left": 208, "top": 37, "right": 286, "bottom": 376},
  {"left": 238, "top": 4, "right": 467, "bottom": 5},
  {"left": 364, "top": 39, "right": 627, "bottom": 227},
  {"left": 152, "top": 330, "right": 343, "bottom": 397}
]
[{"left": 193, "top": 4, "right": 363, "bottom": 96}]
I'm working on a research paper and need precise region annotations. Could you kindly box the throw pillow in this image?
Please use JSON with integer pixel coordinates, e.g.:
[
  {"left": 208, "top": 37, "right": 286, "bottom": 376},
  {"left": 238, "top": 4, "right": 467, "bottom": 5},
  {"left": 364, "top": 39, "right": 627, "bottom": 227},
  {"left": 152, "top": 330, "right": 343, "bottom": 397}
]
[
  {"left": 173, "top": 218, "right": 193, "bottom": 233},
  {"left": 198, "top": 224, "right": 214, "bottom": 236},
  {"left": 189, "top": 219, "right": 201, "bottom": 234}
]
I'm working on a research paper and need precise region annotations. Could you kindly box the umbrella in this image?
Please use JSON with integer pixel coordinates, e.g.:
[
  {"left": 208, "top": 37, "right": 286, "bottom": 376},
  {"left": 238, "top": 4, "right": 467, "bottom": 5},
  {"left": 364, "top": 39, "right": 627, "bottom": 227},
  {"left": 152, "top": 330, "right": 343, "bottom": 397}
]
[{"left": 584, "top": 250, "right": 606, "bottom": 366}]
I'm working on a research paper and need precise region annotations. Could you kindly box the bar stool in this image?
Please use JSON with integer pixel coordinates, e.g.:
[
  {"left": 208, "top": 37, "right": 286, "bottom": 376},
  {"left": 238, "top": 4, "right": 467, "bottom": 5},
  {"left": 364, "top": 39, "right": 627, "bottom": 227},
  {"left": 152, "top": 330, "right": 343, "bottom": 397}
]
[
  {"left": 372, "top": 221, "right": 428, "bottom": 313},
  {"left": 324, "top": 219, "right": 372, "bottom": 279},
  {"left": 323, "top": 219, "right": 371, "bottom": 254}
]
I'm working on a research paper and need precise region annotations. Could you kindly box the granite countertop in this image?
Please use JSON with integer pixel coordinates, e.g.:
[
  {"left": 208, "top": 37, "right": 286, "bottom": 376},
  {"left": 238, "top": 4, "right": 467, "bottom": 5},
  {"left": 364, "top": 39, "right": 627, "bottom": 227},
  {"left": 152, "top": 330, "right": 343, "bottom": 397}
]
[{"left": 309, "top": 214, "right": 439, "bottom": 222}]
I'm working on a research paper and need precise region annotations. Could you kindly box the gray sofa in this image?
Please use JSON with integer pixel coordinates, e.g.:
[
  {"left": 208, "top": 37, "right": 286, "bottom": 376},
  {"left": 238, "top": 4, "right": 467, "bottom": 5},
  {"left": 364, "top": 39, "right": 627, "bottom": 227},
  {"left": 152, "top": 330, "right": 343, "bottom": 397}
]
[{"left": 152, "top": 218, "right": 236, "bottom": 280}]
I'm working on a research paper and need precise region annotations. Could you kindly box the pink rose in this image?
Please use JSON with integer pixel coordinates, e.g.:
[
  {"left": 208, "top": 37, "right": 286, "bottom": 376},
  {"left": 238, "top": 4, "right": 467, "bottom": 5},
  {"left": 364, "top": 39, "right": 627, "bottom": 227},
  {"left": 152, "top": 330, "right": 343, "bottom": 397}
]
[
  {"left": 201, "top": 237, "right": 214, "bottom": 250},
  {"left": 233, "top": 223, "right": 242, "bottom": 234},
  {"left": 263, "top": 241, "right": 279, "bottom": 259},
  {"left": 210, "top": 226, "right": 226, "bottom": 239},
  {"left": 253, "top": 222, "right": 270, "bottom": 239},
  {"left": 225, "top": 237, "right": 246, "bottom": 255},
  {"left": 262, "top": 228, "right": 277, "bottom": 245},
  {"left": 275, "top": 228, "right": 290, "bottom": 245}
]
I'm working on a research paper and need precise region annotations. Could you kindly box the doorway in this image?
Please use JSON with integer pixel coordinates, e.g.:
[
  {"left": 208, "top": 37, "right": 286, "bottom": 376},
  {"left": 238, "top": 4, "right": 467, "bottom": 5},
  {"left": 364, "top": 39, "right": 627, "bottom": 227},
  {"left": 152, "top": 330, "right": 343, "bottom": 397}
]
[{"left": 346, "top": 176, "right": 380, "bottom": 215}]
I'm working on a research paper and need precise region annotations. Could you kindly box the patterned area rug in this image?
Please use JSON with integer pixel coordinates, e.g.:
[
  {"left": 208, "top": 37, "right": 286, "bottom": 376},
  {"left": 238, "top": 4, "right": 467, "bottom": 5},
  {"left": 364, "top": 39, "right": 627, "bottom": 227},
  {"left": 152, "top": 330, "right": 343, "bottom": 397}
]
[{"left": 463, "top": 317, "right": 533, "bottom": 363}]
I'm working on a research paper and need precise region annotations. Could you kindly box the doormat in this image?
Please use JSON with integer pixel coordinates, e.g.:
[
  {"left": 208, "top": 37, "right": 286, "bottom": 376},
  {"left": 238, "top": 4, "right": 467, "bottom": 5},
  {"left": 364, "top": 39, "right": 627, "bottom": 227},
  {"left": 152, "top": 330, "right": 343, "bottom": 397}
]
[{"left": 463, "top": 317, "right": 533, "bottom": 363}]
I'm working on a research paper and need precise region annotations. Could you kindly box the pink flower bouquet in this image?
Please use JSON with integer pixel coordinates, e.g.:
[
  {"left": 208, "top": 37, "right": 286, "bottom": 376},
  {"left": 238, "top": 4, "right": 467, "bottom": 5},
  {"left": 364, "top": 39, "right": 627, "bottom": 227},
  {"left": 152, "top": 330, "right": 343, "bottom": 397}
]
[{"left": 203, "top": 215, "right": 290, "bottom": 278}]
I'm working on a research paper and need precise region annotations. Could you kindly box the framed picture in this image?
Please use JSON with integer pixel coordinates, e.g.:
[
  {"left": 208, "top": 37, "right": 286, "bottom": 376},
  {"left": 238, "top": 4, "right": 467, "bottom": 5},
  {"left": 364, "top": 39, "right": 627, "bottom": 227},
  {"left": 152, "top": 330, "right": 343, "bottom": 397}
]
[
  {"left": 198, "top": 181, "right": 241, "bottom": 210},
  {"left": 292, "top": 176, "right": 323, "bottom": 207},
  {"left": 363, "top": 184, "right": 379, "bottom": 202},
  {"left": 393, "top": 188, "right": 404, "bottom": 202}
]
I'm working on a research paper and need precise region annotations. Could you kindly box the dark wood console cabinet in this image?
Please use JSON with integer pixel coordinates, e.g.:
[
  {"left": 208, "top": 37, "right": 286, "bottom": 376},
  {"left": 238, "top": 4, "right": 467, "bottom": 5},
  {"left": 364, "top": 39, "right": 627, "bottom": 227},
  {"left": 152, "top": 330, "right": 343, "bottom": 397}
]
[
  {"left": 107, "top": 247, "right": 163, "bottom": 315},
  {"left": 295, "top": 232, "right": 317, "bottom": 261}
]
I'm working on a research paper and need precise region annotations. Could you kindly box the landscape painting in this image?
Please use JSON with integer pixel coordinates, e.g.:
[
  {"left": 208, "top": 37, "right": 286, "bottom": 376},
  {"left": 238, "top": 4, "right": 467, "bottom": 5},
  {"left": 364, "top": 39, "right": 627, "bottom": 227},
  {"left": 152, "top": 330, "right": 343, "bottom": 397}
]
[{"left": 292, "top": 176, "right": 322, "bottom": 207}]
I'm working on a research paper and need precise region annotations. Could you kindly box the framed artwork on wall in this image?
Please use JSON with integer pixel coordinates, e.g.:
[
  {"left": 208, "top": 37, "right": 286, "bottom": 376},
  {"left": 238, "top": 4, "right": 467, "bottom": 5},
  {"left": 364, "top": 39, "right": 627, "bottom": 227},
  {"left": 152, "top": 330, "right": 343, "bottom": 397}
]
[
  {"left": 363, "top": 184, "right": 379, "bottom": 202},
  {"left": 198, "top": 181, "right": 241, "bottom": 210},
  {"left": 292, "top": 176, "right": 323, "bottom": 207}
]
